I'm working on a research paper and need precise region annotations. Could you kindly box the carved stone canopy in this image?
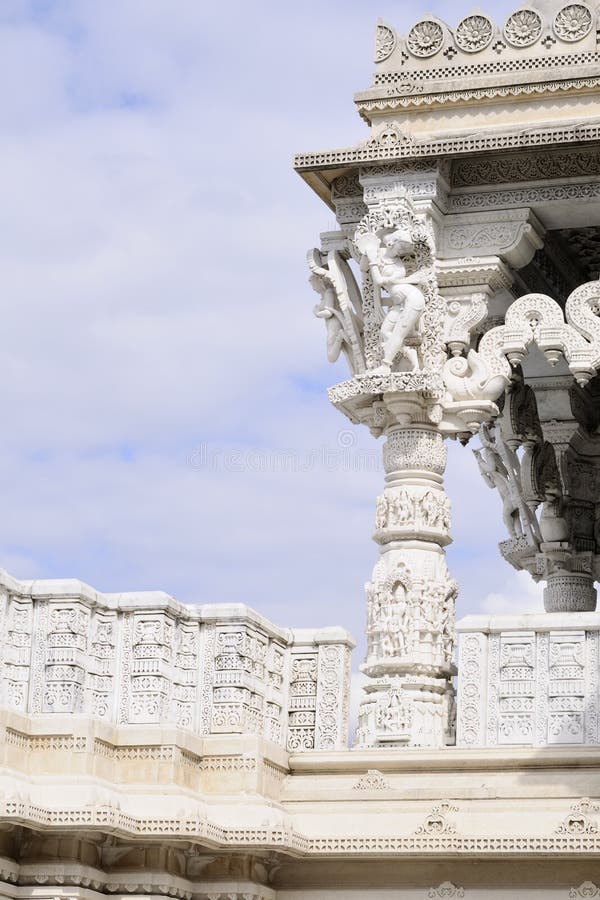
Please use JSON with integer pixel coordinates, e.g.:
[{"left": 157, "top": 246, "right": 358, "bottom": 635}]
[{"left": 295, "top": 1, "right": 600, "bottom": 196}]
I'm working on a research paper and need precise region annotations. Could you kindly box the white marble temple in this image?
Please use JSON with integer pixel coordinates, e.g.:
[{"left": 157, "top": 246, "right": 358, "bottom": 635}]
[{"left": 2, "top": 0, "right": 600, "bottom": 897}]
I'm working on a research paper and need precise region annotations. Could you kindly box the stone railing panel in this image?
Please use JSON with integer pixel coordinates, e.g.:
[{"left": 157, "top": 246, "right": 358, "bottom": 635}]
[
  {"left": 0, "top": 571, "right": 355, "bottom": 752},
  {"left": 457, "top": 613, "right": 600, "bottom": 747}
]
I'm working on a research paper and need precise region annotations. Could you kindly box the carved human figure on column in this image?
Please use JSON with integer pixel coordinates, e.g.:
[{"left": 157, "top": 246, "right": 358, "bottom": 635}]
[
  {"left": 310, "top": 271, "right": 351, "bottom": 365},
  {"left": 394, "top": 489, "right": 413, "bottom": 525},
  {"left": 307, "top": 247, "right": 365, "bottom": 375},
  {"left": 375, "top": 494, "right": 389, "bottom": 530},
  {"left": 421, "top": 490, "right": 438, "bottom": 528},
  {"left": 360, "top": 228, "right": 427, "bottom": 372}
]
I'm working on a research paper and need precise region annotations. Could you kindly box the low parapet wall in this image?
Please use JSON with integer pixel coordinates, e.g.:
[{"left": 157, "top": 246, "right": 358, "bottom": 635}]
[
  {"left": 0, "top": 569, "right": 354, "bottom": 753},
  {"left": 456, "top": 612, "right": 600, "bottom": 747}
]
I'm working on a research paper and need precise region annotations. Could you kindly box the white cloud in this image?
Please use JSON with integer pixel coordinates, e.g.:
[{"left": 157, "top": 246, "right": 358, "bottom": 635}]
[{"left": 481, "top": 570, "right": 545, "bottom": 615}]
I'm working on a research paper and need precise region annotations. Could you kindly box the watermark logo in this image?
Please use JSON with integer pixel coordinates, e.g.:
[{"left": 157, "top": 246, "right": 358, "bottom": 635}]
[{"left": 187, "top": 429, "right": 378, "bottom": 473}]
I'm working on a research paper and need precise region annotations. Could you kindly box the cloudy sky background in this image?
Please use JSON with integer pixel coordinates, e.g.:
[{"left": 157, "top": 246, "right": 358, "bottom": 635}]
[{"left": 0, "top": 0, "right": 543, "bottom": 671}]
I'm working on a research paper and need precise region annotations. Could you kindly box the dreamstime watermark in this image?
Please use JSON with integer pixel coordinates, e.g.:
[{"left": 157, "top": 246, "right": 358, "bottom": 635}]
[{"left": 187, "top": 429, "right": 380, "bottom": 473}]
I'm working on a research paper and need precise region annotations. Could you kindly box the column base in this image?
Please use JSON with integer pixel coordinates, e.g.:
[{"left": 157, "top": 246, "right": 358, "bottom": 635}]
[
  {"left": 354, "top": 674, "right": 455, "bottom": 749},
  {"left": 544, "top": 573, "right": 597, "bottom": 613}
]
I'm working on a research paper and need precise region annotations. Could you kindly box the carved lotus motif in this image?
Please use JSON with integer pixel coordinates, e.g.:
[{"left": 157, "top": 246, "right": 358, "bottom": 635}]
[
  {"left": 406, "top": 20, "right": 444, "bottom": 57},
  {"left": 553, "top": 3, "right": 593, "bottom": 41},
  {"left": 454, "top": 14, "right": 494, "bottom": 52},
  {"left": 375, "top": 23, "right": 396, "bottom": 62},
  {"left": 504, "top": 8, "right": 543, "bottom": 46}
]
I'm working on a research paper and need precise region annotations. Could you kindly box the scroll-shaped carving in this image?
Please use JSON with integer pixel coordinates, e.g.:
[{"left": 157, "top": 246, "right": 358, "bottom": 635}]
[
  {"left": 503, "top": 379, "right": 564, "bottom": 518},
  {"left": 472, "top": 370, "right": 586, "bottom": 596},
  {"left": 414, "top": 802, "right": 458, "bottom": 836},
  {"left": 308, "top": 248, "right": 365, "bottom": 374},
  {"left": 526, "top": 441, "right": 562, "bottom": 503},
  {"left": 443, "top": 349, "right": 508, "bottom": 402},
  {"left": 443, "top": 291, "right": 488, "bottom": 356},
  {"left": 555, "top": 798, "right": 600, "bottom": 835}
]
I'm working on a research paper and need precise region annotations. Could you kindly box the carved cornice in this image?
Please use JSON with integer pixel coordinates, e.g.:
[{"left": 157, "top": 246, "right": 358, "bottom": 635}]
[
  {"left": 5, "top": 797, "right": 600, "bottom": 857},
  {"left": 356, "top": 75, "right": 600, "bottom": 120},
  {"left": 7, "top": 858, "right": 274, "bottom": 900},
  {"left": 294, "top": 122, "right": 600, "bottom": 173}
]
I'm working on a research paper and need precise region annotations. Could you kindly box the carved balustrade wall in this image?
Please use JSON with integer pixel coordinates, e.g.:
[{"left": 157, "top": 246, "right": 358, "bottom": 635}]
[
  {"left": 457, "top": 613, "right": 600, "bottom": 747},
  {"left": 0, "top": 574, "right": 353, "bottom": 753}
]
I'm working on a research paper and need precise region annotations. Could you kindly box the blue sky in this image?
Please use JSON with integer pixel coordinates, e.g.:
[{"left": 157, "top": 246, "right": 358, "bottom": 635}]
[{"left": 0, "top": 0, "right": 543, "bottom": 666}]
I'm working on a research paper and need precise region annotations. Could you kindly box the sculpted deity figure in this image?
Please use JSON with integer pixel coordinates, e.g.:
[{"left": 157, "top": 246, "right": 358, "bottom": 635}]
[
  {"left": 391, "top": 582, "right": 409, "bottom": 655},
  {"left": 375, "top": 494, "right": 389, "bottom": 530},
  {"left": 440, "top": 495, "right": 452, "bottom": 532},
  {"left": 377, "top": 689, "right": 411, "bottom": 733},
  {"left": 366, "top": 583, "right": 386, "bottom": 656},
  {"left": 381, "top": 612, "right": 402, "bottom": 657},
  {"left": 420, "top": 490, "right": 438, "bottom": 528},
  {"left": 393, "top": 489, "right": 413, "bottom": 525},
  {"left": 359, "top": 227, "right": 427, "bottom": 373},
  {"left": 369, "top": 578, "right": 413, "bottom": 660}
]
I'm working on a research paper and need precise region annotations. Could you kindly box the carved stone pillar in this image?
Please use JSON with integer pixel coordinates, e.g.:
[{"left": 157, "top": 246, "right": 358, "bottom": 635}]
[
  {"left": 356, "top": 417, "right": 456, "bottom": 748},
  {"left": 308, "top": 178, "right": 512, "bottom": 747},
  {"left": 307, "top": 154, "right": 600, "bottom": 738}
]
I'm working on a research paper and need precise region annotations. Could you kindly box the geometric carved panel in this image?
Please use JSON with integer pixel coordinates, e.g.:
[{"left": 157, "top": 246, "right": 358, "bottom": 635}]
[{"left": 457, "top": 616, "right": 600, "bottom": 747}]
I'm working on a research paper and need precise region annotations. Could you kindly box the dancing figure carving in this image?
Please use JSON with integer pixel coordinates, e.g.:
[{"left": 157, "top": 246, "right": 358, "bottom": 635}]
[{"left": 356, "top": 227, "right": 426, "bottom": 373}]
